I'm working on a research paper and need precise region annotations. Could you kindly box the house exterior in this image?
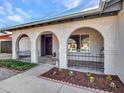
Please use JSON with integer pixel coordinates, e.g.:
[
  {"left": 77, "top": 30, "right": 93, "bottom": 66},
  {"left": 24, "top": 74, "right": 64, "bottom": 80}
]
[
  {"left": 2, "top": 0, "right": 124, "bottom": 82},
  {"left": 0, "top": 31, "right": 12, "bottom": 53}
]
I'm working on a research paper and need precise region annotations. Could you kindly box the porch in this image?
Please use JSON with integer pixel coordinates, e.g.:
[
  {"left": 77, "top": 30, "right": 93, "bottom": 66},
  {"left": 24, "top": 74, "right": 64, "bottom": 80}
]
[
  {"left": 16, "top": 27, "right": 104, "bottom": 73},
  {"left": 18, "top": 55, "right": 57, "bottom": 65}
]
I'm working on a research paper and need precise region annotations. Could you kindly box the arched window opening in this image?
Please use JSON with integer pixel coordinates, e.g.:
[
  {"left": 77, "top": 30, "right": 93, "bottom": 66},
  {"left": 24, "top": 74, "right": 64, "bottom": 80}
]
[
  {"left": 16, "top": 34, "right": 31, "bottom": 62},
  {"left": 67, "top": 27, "right": 104, "bottom": 73}
]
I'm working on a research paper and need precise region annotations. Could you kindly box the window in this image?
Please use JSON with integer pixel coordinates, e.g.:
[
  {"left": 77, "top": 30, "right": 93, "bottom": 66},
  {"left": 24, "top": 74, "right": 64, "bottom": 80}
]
[
  {"left": 80, "top": 35, "right": 90, "bottom": 52},
  {"left": 68, "top": 39, "right": 77, "bottom": 52},
  {"left": 68, "top": 34, "right": 90, "bottom": 52}
]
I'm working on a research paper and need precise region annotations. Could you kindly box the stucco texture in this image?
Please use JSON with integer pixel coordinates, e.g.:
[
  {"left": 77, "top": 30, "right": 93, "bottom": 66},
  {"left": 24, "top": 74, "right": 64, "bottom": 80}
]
[
  {"left": 117, "top": 2, "right": 124, "bottom": 83},
  {"left": 19, "top": 36, "right": 31, "bottom": 52},
  {"left": 12, "top": 15, "right": 118, "bottom": 75}
]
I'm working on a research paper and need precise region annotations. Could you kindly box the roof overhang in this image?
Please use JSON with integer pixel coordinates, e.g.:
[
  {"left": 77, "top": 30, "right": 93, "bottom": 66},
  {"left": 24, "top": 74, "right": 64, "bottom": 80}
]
[{"left": 0, "top": 34, "right": 12, "bottom": 41}]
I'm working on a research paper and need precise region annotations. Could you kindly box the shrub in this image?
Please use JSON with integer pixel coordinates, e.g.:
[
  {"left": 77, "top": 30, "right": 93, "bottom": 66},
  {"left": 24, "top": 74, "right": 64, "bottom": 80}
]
[
  {"left": 106, "top": 75, "right": 113, "bottom": 81},
  {"left": 89, "top": 76, "right": 95, "bottom": 83},
  {"left": 0, "top": 59, "right": 37, "bottom": 71},
  {"left": 68, "top": 71, "right": 75, "bottom": 77},
  {"left": 109, "top": 82, "right": 117, "bottom": 90},
  {"left": 86, "top": 72, "right": 95, "bottom": 83}
]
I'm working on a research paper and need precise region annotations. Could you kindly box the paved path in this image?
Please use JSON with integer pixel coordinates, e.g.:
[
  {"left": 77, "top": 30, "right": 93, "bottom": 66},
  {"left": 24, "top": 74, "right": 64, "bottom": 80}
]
[{"left": 0, "top": 64, "right": 96, "bottom": 93}]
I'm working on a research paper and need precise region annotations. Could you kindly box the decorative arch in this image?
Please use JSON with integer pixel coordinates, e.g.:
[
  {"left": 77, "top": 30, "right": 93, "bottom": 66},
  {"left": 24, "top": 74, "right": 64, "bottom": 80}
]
[
  {"left": 36, "top": 31, "right": 60, "bottom": 43},
  {"left": 36, "top": 31, "right": 59, "bottom": 64},
  {"left": 67, "top": 27, "right": 104, "bottom": 72},
  {"left": 67, "top": 27, "right": 104, "bottom": 44},
  {"left": 15, "top": 34, "right": 31, "bottom": 61}
]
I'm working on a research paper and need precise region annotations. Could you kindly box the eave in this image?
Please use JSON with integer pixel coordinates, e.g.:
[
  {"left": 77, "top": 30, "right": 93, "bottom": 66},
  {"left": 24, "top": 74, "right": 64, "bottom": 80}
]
[{"left": 1, "top": 0, "right": 122, "bottom": 31}]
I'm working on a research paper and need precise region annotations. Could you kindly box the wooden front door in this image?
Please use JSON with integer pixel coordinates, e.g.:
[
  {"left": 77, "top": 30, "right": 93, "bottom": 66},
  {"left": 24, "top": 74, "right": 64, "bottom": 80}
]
[{"left": 45, "top": 35, "right": 52, "bottom": 55}]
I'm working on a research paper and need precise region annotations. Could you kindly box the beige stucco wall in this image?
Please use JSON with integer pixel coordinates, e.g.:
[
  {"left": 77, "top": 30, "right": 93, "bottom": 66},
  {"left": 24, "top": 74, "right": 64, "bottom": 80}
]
[
  {"left": 117, "top": 2, "right": 124, "bottom": 82},
  {"left": 37, "top": 35, "right": 41, "bottom": 56},
  {"left": 12, "top": 15, "right": 118, "bottom": 74},
  {"left": 52, "top": 34, "right": 59, "bottom": 58},
  {"left": 19, "top": 36, "right": 31, "bottom": 51}
]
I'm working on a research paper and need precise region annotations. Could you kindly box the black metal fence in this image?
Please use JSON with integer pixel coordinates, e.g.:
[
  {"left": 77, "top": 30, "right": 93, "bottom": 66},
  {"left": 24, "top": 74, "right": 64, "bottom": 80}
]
[
  {"left": 67, "top": 52, "right": 104, "bottom": 71},
  {"left": 18, "top": 50, "right": 31, "bottom": 58}
]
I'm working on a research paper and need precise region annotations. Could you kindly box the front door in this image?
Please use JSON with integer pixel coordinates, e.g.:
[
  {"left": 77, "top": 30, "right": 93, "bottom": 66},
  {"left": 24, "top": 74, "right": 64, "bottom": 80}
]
[{"left": 45, "top": 35, "right": 52, "bottom": 55}]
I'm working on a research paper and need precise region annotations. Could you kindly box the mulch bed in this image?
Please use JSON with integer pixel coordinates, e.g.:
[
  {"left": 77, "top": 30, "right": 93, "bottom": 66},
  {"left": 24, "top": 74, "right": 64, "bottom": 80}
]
[{"left": 40, "top": 67, "right": 124, "bottom": 93}]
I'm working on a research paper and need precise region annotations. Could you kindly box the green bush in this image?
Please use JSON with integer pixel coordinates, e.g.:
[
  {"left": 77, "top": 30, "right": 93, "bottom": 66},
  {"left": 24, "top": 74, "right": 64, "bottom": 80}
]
[
  {"left": 68, "top": 71, "right": 75, "bottom": 77},
  {"left": 88, "top": 76, "right": 95, "bottom": 83},
  {"left": 106, "top": 75, "right": 113, "bottom": 81},
  {"left": 0, "top": 59, "right": 37, "bottom": 71},
  {"left": 86, "top": 72, "right": 95, "bottom": 83},
  {"left": 109, "top": 82, "right": 117, "bottom": 90}
]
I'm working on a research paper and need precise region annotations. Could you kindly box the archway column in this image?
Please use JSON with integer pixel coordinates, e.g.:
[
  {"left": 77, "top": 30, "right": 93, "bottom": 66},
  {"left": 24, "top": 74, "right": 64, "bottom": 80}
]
[
  {"left": 104, "top": 50, "right": 117, "bottom": 74},
  {"left": 12, "top": 33, "right": 32, "bottom": 60},
  {"left": 31, "top": 38, "right": 38, "bottom": 64},
  {"left": 59, "top": 39, "right": 68, "bottom": 68},
  {"left": 104, "top": 32, "right": 118, "bottom": 75},
  {"left": 12, "top": 38, "right": 18, "bottom": 59},
  {"left": 12, "top": 34, "right": 19, "bottom": 59}
]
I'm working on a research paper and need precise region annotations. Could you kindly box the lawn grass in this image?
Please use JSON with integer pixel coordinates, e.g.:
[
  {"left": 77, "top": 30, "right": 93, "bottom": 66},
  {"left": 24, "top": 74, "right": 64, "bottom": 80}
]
[{"left": 0, "top": 59, "right": 37, "bottom": 71}]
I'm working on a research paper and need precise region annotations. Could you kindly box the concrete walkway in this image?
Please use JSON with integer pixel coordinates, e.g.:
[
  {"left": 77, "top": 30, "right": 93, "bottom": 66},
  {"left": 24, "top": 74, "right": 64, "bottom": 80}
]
[{"left": 0, "top": 64, "right": 96, "bottom": 93}]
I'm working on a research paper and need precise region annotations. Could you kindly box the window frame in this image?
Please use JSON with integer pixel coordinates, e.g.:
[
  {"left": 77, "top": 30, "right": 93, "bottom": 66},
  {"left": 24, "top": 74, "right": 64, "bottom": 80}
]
[
  {"left": 67, "top": 38, "right": 78, "bottom": 52},
  {"left": 68, "top": 33, "right": 90, "bottom": 53},
  {"left": 80, "top": 33, "right": 90, "bottom": 53}
]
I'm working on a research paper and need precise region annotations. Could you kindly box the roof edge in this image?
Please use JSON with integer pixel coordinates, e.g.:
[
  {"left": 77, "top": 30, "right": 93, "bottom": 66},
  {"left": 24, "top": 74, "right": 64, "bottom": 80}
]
[
  {"left": 4, "top": 0, "right": 121, "bottom": 31},
  {"left": 2, "top": 8, "right": 100, "bottom": 31}
]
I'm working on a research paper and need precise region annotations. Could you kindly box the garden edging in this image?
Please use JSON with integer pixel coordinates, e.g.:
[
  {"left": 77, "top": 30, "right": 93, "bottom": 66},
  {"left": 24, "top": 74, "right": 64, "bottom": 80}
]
[{"left": 40, "top": 76, "right": 112, "bottom": 93}]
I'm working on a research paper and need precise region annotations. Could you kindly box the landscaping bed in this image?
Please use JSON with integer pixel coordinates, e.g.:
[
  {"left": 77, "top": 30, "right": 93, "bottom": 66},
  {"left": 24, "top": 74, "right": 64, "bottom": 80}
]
[
  {"left": 0, "top": 59, "right": 37, "bottom": 81},
  {"left": 40, "top": 67, "right": 124, "bottom": 93}
]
